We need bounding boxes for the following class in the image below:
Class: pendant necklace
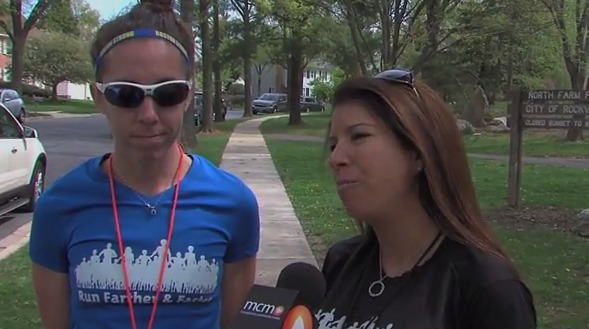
[112,153,181,216]
[368,231,442,298]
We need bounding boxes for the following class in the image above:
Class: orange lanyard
[107,145,183,329]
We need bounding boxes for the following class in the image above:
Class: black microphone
[229,262,325,329]
[276,262,326,311]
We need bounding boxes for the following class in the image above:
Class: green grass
[26,99,97,114]
[464,131,589,158]
[261,113,589,159]
[0,119,243,329]
[259,112,331,137]
[264,138,589,329]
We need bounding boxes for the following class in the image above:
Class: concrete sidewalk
[220,117,317,286]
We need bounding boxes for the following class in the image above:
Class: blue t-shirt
[29,153,260,329]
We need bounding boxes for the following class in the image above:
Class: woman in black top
[317,70,537,329]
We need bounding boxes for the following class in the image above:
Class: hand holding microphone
[230,262,326,329]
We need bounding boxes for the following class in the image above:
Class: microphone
[229,262,325,329]
[276,262,326,311]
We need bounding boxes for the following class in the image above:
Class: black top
[317,234,537,329]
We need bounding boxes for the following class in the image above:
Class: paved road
[29,115,113,184]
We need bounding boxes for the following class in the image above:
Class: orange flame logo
[281,305,314,329]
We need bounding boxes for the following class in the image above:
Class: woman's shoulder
[444,239,517,276]
[189,154,248,187]
[321,234,366,284]
[188,154,253,189]
[439,239,537,327]
[186,154,257,206]
[323,234,365,264]
[440,238,529,296]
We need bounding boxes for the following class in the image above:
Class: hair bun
[141,0,174,12]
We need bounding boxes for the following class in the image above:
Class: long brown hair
[331,77,510,261]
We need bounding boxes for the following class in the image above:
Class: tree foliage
[36,0,80,36]
[23,30,92,99]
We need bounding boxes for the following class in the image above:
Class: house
[251,64,287,97]
[56,81,92,100]
[251,60,335,98]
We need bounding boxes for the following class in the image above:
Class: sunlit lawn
[26,99,97,114]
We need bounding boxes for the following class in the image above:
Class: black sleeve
[321,245,342,294]
[466,279,537,329]
[321,235,365,294]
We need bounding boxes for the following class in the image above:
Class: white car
[0,102,47,215]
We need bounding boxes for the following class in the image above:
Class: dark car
[194,91,227,126]
[252,93,287,114]
[300,96,325,112]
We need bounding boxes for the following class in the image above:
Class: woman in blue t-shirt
[29,1,260,329]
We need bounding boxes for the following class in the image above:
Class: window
[5,39,12,55]
[278,95,287,102]
[0,106,20,138]
[305,88,310,96]
[306,70,310,79]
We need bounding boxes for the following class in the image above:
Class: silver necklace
[368,232,442,298]
[113,162,180,216]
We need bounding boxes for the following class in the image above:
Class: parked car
[0,88,26,123]
[300,96,325,112]
[193,91,228,126]
[0,103,47,216]
[252,93,287,114]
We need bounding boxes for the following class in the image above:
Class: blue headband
[93,28,190,69]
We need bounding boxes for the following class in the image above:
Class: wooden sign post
[507,89,589,207]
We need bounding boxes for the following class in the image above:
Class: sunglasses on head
[95,80,191,108]
[374,69,420,98]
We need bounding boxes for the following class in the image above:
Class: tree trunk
[199,0,215,133]
[287,33,303,126]
[4,0,52,93]
[212,0,224,122]
[179,0,197,147]
[51,81,59,101]
[10,38,25,92]
[566,73,586,141]
[241,4,253,117]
